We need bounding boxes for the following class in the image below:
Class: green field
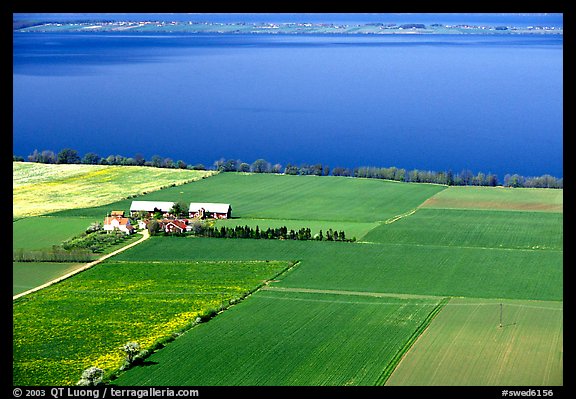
[13,216,98,251]
[12,168,563,386]
[51,173,446,223]
[13,262,85,295]
[113,237,562,301]
[13,260,289,385]
[362,208,563,250]
[386,298,563,386]
[115,289,444,386]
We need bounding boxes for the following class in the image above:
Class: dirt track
[13,229,150,301]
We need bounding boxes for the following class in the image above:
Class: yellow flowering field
[13,259,290,385]
[13,162,215,218]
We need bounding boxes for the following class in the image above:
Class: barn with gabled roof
[189,203,232,219]
[130,201,175,217]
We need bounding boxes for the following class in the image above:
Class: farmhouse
[103,216,135,235]
[130,201,175,217]
[189,203,232,219]
[163,219,189,234]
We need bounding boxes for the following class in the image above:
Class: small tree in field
[77,366,104,386]
[120,342,141,366]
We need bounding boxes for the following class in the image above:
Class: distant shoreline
[13,21,563,35]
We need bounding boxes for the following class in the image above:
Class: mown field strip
[262,287,563,310]
[383,208,418,224]
[355,240,563,253]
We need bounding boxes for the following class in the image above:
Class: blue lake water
[12,32,563,178]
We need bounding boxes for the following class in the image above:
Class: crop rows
[115,290,444,386]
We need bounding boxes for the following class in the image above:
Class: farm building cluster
[102,200,232,234]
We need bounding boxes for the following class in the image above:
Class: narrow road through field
[13,229,150,301]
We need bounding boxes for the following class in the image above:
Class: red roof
[104,216,131,226]
[165,220,187,230]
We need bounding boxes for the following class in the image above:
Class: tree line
[13,148,563,189]
[152,222,355,242]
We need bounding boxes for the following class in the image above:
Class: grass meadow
[214,218,380,241]
[13,216,98,251]
[113,237,562,301]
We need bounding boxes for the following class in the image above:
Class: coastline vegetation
[13,149,563,189]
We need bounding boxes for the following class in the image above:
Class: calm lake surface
[13,33,563,178]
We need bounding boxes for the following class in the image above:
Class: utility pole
[499,303,503,328]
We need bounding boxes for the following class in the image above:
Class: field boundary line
[13,230,150,301]
[262,286,444,301]
[353,240,563,253]
[263,288,563,308]
[377,297,451,385]
[383,208,418,225]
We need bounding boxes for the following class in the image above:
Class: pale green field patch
[386,297,563,386]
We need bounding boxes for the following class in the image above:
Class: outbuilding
[189,203,232,219]
[130,201,175,217]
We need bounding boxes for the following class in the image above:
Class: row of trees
[13,247,93,263]
[17,148,207,170]
[14,149,562,189]
[153,222,354,242]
